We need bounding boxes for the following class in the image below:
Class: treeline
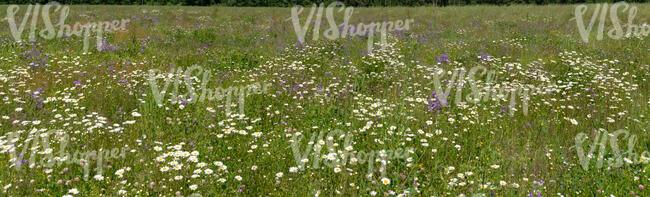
[1,0,647,6]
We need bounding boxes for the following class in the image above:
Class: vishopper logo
[2,2,130,53]
[573,2,649,42]
[574,129,650,171]
[147,66,271,115]
[426,65,555,116]
[290,129,413,181]
[289,1,414,54]
[4,129,128,180]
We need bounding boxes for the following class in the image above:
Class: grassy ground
[0,3,649,196]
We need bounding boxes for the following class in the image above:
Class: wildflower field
[0,3,649,196]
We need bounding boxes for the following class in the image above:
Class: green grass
[0,3,648,196]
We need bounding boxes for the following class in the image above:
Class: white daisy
[381,178,391,185]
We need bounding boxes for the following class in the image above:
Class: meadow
[0,3,649,196]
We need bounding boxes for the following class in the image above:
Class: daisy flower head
[345,146,353,151]
[447,166,455,173]
[381,178,391,185]
[512,183,520,188]
[115,169,125,177]
[68,188,79,194]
